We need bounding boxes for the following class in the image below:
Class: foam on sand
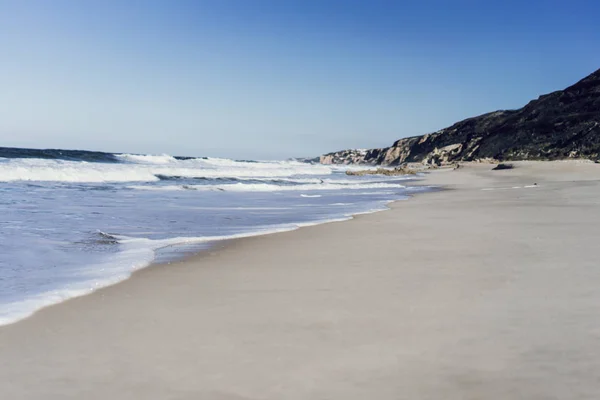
[0,201,397,326]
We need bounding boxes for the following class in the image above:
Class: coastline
[0,179,420,328]
[2,160,600,399]
[0,172,420,328]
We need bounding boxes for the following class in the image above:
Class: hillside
[321,68,600,165]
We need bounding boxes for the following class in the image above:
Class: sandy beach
[1,161,600,399]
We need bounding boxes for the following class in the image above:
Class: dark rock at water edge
[492,163,514,171]
[345,166,418,176]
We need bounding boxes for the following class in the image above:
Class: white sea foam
[0,157,337,183]
[0,150,424,327]
[0,194,415,326]
[0,241,156,326]
[0,213,383,326]
[0,159,160,182]
[482,185,538,191]
[115,153,178,164]
[228,176,412,185]
[129,182,406,192]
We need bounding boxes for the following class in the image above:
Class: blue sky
[0,0,599,159]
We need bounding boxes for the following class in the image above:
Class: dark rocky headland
[321,68,600,166]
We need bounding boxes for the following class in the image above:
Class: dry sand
[1,161,600,399]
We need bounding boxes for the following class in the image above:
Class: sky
[0,0,599,159]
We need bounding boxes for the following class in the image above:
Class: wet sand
[1,161,600,399]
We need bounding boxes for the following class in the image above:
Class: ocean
[0,147,428,325]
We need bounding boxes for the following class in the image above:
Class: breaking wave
[0,156,336,183]
[0,146,426,327]
[114,153,179,164]
[128,181,407,192]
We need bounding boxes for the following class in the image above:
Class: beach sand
[1,161,600,399]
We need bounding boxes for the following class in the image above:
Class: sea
[0,147,429,326]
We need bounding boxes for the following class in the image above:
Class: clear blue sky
[1,0,599,159]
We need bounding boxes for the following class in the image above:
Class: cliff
[321,68,600,165]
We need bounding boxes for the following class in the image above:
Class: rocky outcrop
[319,149,384,165]
[345,166,417,176]
[321,68,600,165]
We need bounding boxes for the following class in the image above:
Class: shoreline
[0,177,430,328]
[2,160,600,399]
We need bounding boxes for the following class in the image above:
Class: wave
[0,147,384,170]
[0,147,402,184]
[156,174,411,183]
[0,159,159,183]
[114,153,178,164]
[0,146,120,163]
[129,181,406,192]
[0,218,346,326]
[0,146,205,164]
[155,175,326,185]
[0,157,336,183]
[0,192,407,327]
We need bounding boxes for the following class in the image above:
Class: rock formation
[321,68,600,165]
[345,167,417,176]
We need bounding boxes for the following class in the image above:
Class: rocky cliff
[321,68,600,165]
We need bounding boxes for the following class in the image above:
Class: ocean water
[0,147,429,326]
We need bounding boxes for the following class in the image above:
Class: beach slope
[1,161,600,399]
